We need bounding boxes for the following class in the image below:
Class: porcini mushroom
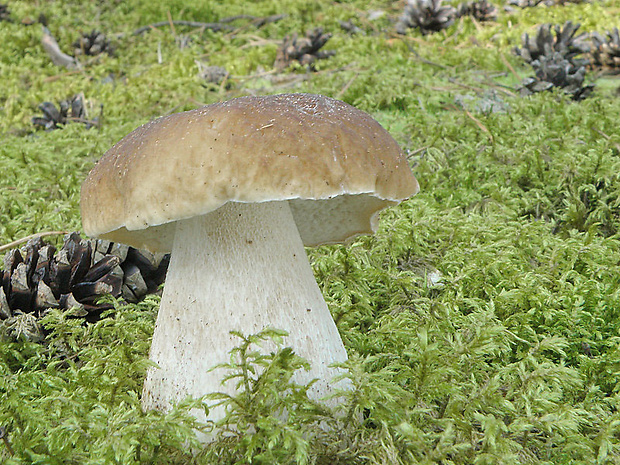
[80,93,419,427]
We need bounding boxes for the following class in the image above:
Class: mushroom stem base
[141,201,349,431]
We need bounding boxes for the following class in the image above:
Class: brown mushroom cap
[81,93,419,252]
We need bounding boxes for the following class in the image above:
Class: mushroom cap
[81,93,419,252]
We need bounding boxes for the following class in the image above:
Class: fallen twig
[224,14,287,37]
[448,77,487,93]
[42,69,84,83]
[133,14,286,36]
[0,231,69,253]
[238,35,280,50]
[475,75,519,97]
[407,146,428,160]
[592,127,620,152]
[500,52,521,82]
[0,427,13,457]
[463,107,494,143]
[134,20,233,35]
[233,69,279,80]
[166,10,177,37]
[395,35,450,69]
[245,14,287,28]
[336,72,359,99]
[41,26,80,69]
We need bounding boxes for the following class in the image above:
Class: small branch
[41,26,80,69]
[238,35,280,50]
[407,146,428,160]
[218,14,257,23]
[133,20,233,35]
[221,13,287,28]
[218,72,230,93]
[245,13,287,29]
[42,69,83,83]
[132,15,286,36]
[394,35,450,69]
[448,77,486,93]
[336,72,359,99]
[463,108,494,144]
[480,82,518,98]
[0,231,69,253]
[500,52,521,82]
[592,127,611,140]
[0,427,14,456]
[65,116,101,127]
[234,69,278,81]
[223,14,287,39]
[166,10,177,37]
[592,127,620,152]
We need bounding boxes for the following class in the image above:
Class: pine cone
[456,0,498,22]
[32,94,99,130]
[73,30,114,56]
[0,233,169,341]
[514,21,590,66]
[92,239,169,304]
[196,63,228,85]
[274,28,336,70]
[0,3,11,22]
[519,52,594,100]
[588,28,620,74]
[396,0,456,35]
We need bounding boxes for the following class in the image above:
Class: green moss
[2,0,620,462]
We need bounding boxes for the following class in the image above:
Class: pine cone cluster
[456,0,498,22]
[589,28,620,74]
[1,233,169,341]
[32,94,98,131]
[515,22,593,100]
[520,52,594,100]
[73,30,114,57]
[396,0,456,35]
[196,63,228,85]
[514,22,590,65]
[274,28,336,70]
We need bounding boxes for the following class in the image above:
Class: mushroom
[80,93,419,428]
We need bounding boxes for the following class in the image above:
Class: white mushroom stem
[141,201,349,426]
